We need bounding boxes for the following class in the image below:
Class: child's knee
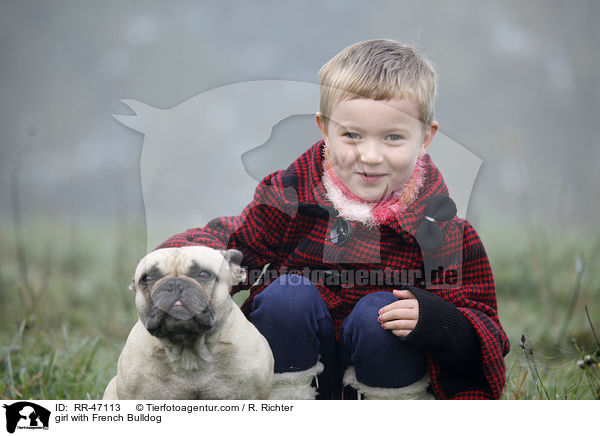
[251,274,331,336]
[343,291,396,336]
[341,291,427,388]
[252,274,321,316]
[250,274,332,375]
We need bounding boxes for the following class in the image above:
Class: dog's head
[131,246,246,346]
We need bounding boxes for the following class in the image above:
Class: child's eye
[386,134,404,141]
[343,132,360,140]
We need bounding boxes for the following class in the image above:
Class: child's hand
[378,289,419,338]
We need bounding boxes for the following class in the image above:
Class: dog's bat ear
[221,249,246,285]
[221,249,243,266]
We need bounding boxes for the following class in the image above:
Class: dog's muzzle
[144,277,216,344]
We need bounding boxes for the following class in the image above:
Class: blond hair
[318,39,437,128]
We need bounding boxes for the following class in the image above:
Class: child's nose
[358,140,384,165]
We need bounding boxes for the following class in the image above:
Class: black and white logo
[2,402,50,434]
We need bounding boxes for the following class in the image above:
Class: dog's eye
[139,273,152,286]
[197,271,214,280]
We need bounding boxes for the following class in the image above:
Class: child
[157,39,510,399]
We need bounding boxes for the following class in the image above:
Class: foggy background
[1,0,599,246]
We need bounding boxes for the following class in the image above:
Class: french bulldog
[103,246,273,399]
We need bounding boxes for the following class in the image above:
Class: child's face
[316,97,438,202]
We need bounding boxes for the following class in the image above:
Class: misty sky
[1,0,598,235]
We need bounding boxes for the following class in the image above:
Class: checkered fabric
[157,140,510,399]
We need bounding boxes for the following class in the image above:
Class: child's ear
[419,120,438,158]
[315,112,329,143]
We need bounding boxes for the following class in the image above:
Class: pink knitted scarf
[322,147,425,228]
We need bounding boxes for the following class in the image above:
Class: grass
[482,220,600,399]
[0,216,144,400]
[0,216,599,399]
[1,320,103,399]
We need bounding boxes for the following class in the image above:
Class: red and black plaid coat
[157,140,510,399]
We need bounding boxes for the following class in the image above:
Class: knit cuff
[403,286,481,372]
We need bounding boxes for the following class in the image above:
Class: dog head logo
[114,80,481,286]
[2,402,50,434]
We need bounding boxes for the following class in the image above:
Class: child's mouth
[358,172,385,183]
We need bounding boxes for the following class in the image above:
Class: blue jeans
[250,274,427,399]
